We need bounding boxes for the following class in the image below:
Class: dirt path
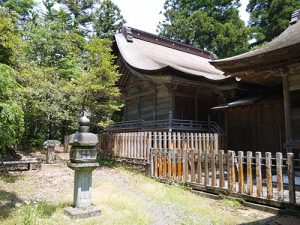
[0,164,300,225]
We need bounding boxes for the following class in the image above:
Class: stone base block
[64,206,101,219]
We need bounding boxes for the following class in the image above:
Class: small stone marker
[43,140,60,164]
[64,115,101,219]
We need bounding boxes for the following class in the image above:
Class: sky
[111,0,250,34]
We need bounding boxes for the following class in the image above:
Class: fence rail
[106,119,224,134]
[151,148,300,207]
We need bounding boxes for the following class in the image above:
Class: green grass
[1,201,68,225]
[223,198,243,208]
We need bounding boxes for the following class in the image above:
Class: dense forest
[0,0,124,152]
[1,0,299,153]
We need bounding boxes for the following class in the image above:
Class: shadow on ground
[239,214,300,225]
[0,190,23,219]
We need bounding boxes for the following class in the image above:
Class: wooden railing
[105,119,224,134]
[151,149,300,207]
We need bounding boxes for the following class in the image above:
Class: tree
[158,0,250,58]
[0,8,24,67]
[0,0,122,150]
[247,0,300,46]
[93,0,125,39]
[57,0,95,32]
[0,64,24,153]
[0,0,36,22]
[68,37,121,128]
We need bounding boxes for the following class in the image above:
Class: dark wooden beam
[283,74,292,146]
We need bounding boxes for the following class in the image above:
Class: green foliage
[68,37,121,125]
[0,0,123,150]
[0,8,24,67]
[0,0,36,22]
[158,0,250,58]
[247,0,300,46]
[0,64,24,153]
[93,0,125,39]
[58,0,95,26]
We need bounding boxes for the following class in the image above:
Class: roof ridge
[118,26,213,59]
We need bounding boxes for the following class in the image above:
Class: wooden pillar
[123,90,128,121]
[224,111,228,151]
[283,75,292,146]
[166,84,177,121]
[153,85,157,120]
[138,82,142,119]
[195,93,199,121]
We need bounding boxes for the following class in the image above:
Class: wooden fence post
[137,132,141,159]
[228,151,236,192]
[173,132,177,149]
[287,153,295,204]
[178,149,182,182]
[177,132,181,149]
[191,150,195,182]
[183,146,188,183]
[197,152,202,184]
[163,132,167,149]
[154,150,158,178]
[150,148,154,176]
[191,133,194,150]
[247,151,253,195]
[219,150,224,188]
[211,150,216,186]
[168,150,172,179]
[159,149,163,178]
[214,133,218,152]
[238,151,244,194]
[147,132,152,162]
[256,152,262,197]
[199,133,202,154]
[195,133,198,153]
[204,151,209,185]
[113,133,117,157]
[134,132,137,159]
[265,152,273,200]
[121,133,124,158]
[163,149,167,179]
[172,150,177,179]
[276,152,283,201]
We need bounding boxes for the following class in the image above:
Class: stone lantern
[64,115,101,219]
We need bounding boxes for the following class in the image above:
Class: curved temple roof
[115,28,227,81]
[211,17,300,70]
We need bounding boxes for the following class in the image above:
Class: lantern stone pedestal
[63,115,101,219]
[64,163,101,219]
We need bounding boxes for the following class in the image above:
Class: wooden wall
[122,75,222,124]
[124,78,171,121]
[156,85,171,120]
[288,63,300,140]
[225,103,285,153]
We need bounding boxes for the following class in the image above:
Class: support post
[283,75,292,149]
